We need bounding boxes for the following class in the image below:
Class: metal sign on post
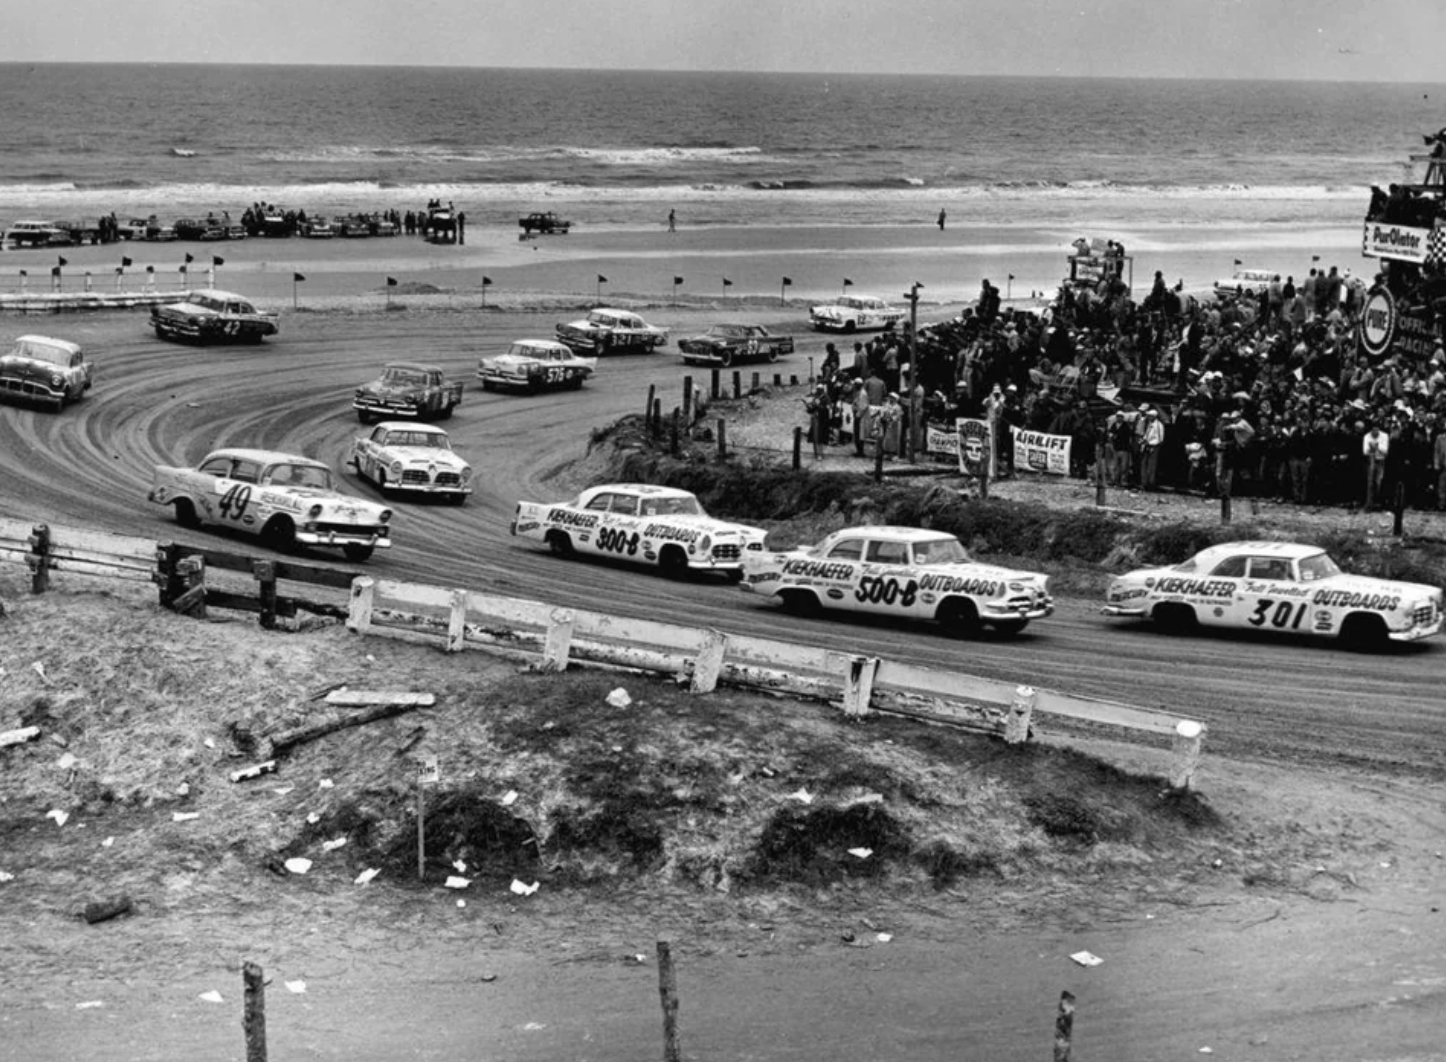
[416,755,439,881]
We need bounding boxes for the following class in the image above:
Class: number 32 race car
[149,448,393,562]
[1102,540,1443,647]
[511,483,767,580]
[741,525,1054,636]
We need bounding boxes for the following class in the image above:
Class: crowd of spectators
[804,258,1446,513]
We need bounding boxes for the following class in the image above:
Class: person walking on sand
[937,208,946,231]
[667,209,676,233]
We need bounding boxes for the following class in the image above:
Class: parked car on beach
[0,335,93,412]
[678,323,794,367]
[477,339,596,392]
[809,294,906,334]
[518,211,571,236]
[151,289,279,344]
[1213,268,1276,300]
[4,220,68,248]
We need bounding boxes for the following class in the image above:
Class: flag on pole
[57,256,68,267]
[1008,273,1016,281]
[212,256,224,267]
[293,272,305,282]
[481,276,493,286]
[1233,258,1242,266]
[387,276,398,286]
[184,253,194,264]
[146,265,155,273]
[673,275,684,285]
[1311,255,1320,262]
[50,265,61,277]
[722,277,733,287]
[782,276,793,286]
[18,269,27,277]
[115,266,123,275]
[597,274,608,284]
[843,278,853,288]
[121,256,133,267]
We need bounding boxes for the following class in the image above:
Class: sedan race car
[148,448,393,562]
[555,308,668,355]
[741,525,1053,636]
[1213,267,1276,300]
[678,323,794,367]
[477,339,596,392]
[511,483,766,580]
[809,294,906,334]
[0,334,93,412]
[349,422,472,503]
[1102,540,1443,647]
[150,288,279,344]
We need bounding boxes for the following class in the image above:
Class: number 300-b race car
[1102,541,1443,647]
[511,483,767,580]
[741,525,1054,636]
[149,448,393,562]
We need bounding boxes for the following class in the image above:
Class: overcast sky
[1,0,1441,81]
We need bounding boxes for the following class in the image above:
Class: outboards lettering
[642,523,699,543]
[1312,589,1399,611]
[917,574,1000,596]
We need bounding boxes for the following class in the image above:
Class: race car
[741,525,1053,636]
[677,323,794,367]
[1102,540,1443,646]
[511,483,767,580]
[0,334,93,412]
[349,422,472,503]
[1212,268,1276,300]
[150,289,279,344]
[477,339,596,392]
[555,308,668,355]
[808,294,906,334]
[148,448,393,562]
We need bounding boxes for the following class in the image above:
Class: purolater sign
[1362,221,1430,264]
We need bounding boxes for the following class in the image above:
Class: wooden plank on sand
[324,690,436,708]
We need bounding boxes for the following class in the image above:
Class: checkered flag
[1428,225,1446,266]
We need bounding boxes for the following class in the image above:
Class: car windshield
[712,326,748,338]
[385,431,449,449]
[640,496,702,517]
[192,294,228,311]
[264,463,332,489]
[911,537,971,565]
[9,339,70,366]
[382,367,429,385]
[1297,553,1342,582]
[586,312,617,326]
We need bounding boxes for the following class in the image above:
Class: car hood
[280,488,388,517]
[1316,573,1441,601]
[357,381,424,398]
[382,445,469,468]
[0,355,66,379]
[643,515,766,539]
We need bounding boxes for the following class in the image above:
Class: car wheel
[1339,612,1388,651]
[779,589,821,617]
[358,411,376,425]
[342,544,375,563]
[718,350,734,368]
[173,499,200,529]
[546,530,575,558]
[262,517,296,553]
[480,379,494,392]
[1152,602,1198,634]
[767,348,780,363]
[374,469,392,496]
[936,597,981,637]
[438,405,454,420]
[658,545,690,580]
[447,492,467,506]
[842,320,857,334]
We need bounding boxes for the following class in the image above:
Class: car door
[856,539,914,616]
[208,456,262,532]
[1240,555,1310,634]
[819,537,865,609]
[356,427,387,481]
[1195,554,1248,628]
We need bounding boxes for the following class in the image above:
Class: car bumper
[295,526,392,548]
[1388,614,1444,641]
[354,400,422,418]
[983,597,1055,621]
[0,377,64,402]
[1100,604,1149,618]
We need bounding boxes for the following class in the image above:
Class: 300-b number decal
[854,576,918,608]
[595,526,640,556]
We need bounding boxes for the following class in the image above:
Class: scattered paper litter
[457,899,467,908]
[306,812,320,824]
[318,778,334,789]
[56,752,77,770]
[31,661,47,680]
[172,812,200,823]
[175,783,190,796]
[203,738,216,749]
[100,837,113,848]
[605,687,631,708]
[46,809,69,827]
[523,1022,546,1031]
[273,786,295,796]
[847,847,873,859]
[509,879,540,896]
[1070,951,1104,967]
[500,790,518,807]
[445,876,471,890]
[365,654,375,662]
[322,837,348,852]
[0,871,14,883]
[788,788,814,805]
[198,990,224,1004]
[876,933,893,943]
[284,857,313,875]
[354,868,380,886]
[75,1000,104,1009]
[284,981,307,995]
[453,859,467,873]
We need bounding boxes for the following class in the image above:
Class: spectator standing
[1363,422,1390,510]
[937,208,947,230]
[1139,406,1165,490]
[1433,417,1446,510]
[667,209,676,233]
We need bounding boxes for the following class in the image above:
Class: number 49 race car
[741,525,1054,636]
[1102,540,1443,647]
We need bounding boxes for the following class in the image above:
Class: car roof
[824,525,958,543]
[12,335,82,355]
[510,339,573,352]
[383,360,442,372]
[1190,541,1322,565]
[185,288,252,302]
[204,448,328,467]
[375,421,447,434]
[583,483,694,499]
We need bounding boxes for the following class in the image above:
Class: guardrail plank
[578,611,705,653]
[874,659,1020,706]
[1033,689,1183,735]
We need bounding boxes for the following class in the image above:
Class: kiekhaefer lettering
[547,508,599,528]
[1152,577,1236,597]
[642,523,700,543]
[782,558,855,580]
[1312,589,1400,611]
[917,573,1000,595]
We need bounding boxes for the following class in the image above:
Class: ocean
[1,63,1441,239]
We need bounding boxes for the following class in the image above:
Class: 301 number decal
[218,483,252,522]
[595,526,640,556]
[854,576,918,608]
[1247,598,1307,630]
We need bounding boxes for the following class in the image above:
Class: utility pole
[904,282,923,462]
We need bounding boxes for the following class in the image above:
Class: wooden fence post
[540,607,576,671]
[652,397,662,437]
[682,375,693,424]
[670,409,681,456]
[732,370,741,399]
[1095,441,1106,507]
[874,441,885,482]
[27,524,51,594]
[1393,481,1406,537]
[1170,719,1205,790]
[841,655,879,717]
[155,542,182,608]
[1004,685,1035,744]
[751,371,760,393]
[689,628,728,694]
[348,576,376,634]
[645,383,656,429]
[446,588,468,652]
[171,555,207,618]
[792,426,803,470]
[773,373,782,387]
[657,941,682,1062]
[710,369,720,400]
[243,960,267,1062]
[1053,990,1075,1062]
[254,560,278,630]
[716,418,727,459]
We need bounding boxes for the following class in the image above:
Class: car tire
[375,469,393,497]
[658,545,690,580]
[1152,602,1198,634]
[991,619,1029,638]
[447,492,466,506]
[480,379,494,391]
[767,348,780,363]
[262,516,296,554]
[342,544,375,563]
[546,530,575,558]
[842,320,857,334]
[936,597,981,637]
[779,589,821,617]
[438,405,454,420]
[1339,612,1388,651]
[173,499,200,529]
[718,350,733,368]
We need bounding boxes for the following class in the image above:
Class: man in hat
[1138,406,1165,490]
[1363,420,1390,510]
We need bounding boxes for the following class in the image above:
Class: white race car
[1212,268,1276,300]
[809,294,906,334]
[741,525,1054,636]
[1102,540,1443,646]
[511,483,766,580]
[477,339,596,392]
[349,422,472,503]
[149,448,393,562]
[555,308,668,354]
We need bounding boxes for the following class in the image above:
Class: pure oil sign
[1359,286,1436,360]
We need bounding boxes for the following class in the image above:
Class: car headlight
[50,373,64,387]
[308,504,323,518]
[379,509,392,524]
[459,468,472,482]
[699,534,712,553]
[390,461,404,475]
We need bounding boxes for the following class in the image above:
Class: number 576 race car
[1102,540,1443,647]
[740,525,1053,636]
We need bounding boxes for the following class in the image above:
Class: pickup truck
[353,361,464,424]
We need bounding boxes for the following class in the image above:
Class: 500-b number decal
[595,526,640,556]
[1247,598,1307,630]
[854,576,918,608]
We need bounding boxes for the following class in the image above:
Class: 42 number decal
[855,575,918,608]
[218,483,252,522]
[595,526,640,556]
[1247,598,1307,630]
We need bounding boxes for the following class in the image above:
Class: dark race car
[150,289,279,345]
[677,323,794,367]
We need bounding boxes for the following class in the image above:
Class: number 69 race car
[677,323,794,367]
[149,448,393,562]
[511,483,767,580]
[1102,540,1443,647]
[740,525,1054,636]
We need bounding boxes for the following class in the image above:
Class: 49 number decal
[595,526,641,556]
[854,576,918,608]
[219,483,252,522]
[1247,598,1307,630]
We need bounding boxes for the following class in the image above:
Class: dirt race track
[2,307,1445,1062]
